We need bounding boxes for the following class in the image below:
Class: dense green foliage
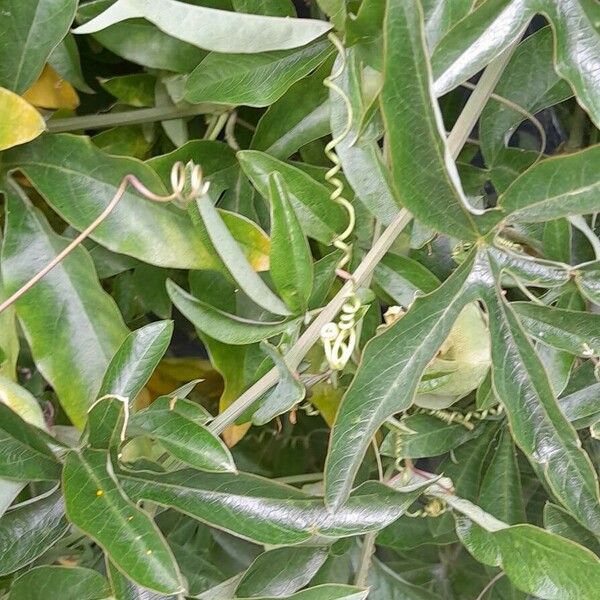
[1,0,600,598]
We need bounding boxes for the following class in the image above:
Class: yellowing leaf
[23,64,79,110]
[0,374,46,429]
[0,87,45,151]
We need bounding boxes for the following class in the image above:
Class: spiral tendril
[320,33,363,372]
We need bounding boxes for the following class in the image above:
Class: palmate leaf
[324,251,480,510]
[73,0,332,53]
[326,249,600,535]
[119,468,429,546]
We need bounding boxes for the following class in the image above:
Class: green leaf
[543,219,572,264]
[512,302,600,357]
[558,382,600,425]
[544,502,600,555]
[48,33,94,94]
[0,403,60,481]
[76,0,206,73]
[324,251,479,510]
[383,415,484,459]
[431,0,533,97]
[574,260,600,305]
[478,428,526,524]
[62,447,183,594]
[1,134,219,270]
[194,193,290,315]
[98,321,174,402]
[381,0,480,241]
[0,488,68,576]
[421,0,472,50]
[0,374,45,429]
[0,88,46,151]
[367,558,438,600]
[499,146,600,223]
[119,469,427,545]
[185,41,333,107]
[100,74,156,107]
[74,0,332,53]
[484,253,600,536]
[1,182,129,428]
[8,566,112,600]
[479,26,572,164]
[238,150,346,244]
[239,585,368,600]
[373,252,440,307]
[167,280,298,345]
[128,397,236,473]
[493,524,600,599]
[235,546,328,598]
[0,0,77,93]
[268,172,314,313]
[232,0,295,17]
[251,61,331,159]
[539,0,600,129]
[329,48,400,224]
[251,341,305,426]
[86,395,128,453]
[106,556,178,600]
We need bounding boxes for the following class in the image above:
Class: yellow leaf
[221,210,271,272]
[0,87,45,151]
[309,381,344,428]
[22,64,79,110]
[0,374,46,429]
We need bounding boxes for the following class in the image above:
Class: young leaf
[381,0,480,241]
[74,0,332,53]
[324,251,479,510]
[268,172,314,313]
[1,183,129,428]
[98,321,174,402]
[119,469,428,545]
[128,397,236,473]
[62,447,184,594]
[8,566,112,600]
[0,488,68,576]
[167,280,298,345]
[1,134,218,270]
[194,193,290,316]
[238,150,347,244]
[235,546,328,598]
[512,302,600,356]
[0,0,77,93]
[185,41,333,107]
[0,88,45,151]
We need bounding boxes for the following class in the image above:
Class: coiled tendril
[319,33,363,372]
[0,161,207,315]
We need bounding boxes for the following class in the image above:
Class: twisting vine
[0,162,207,314]
[319,33,363,372]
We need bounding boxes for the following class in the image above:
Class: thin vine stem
[47,104,213,133]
